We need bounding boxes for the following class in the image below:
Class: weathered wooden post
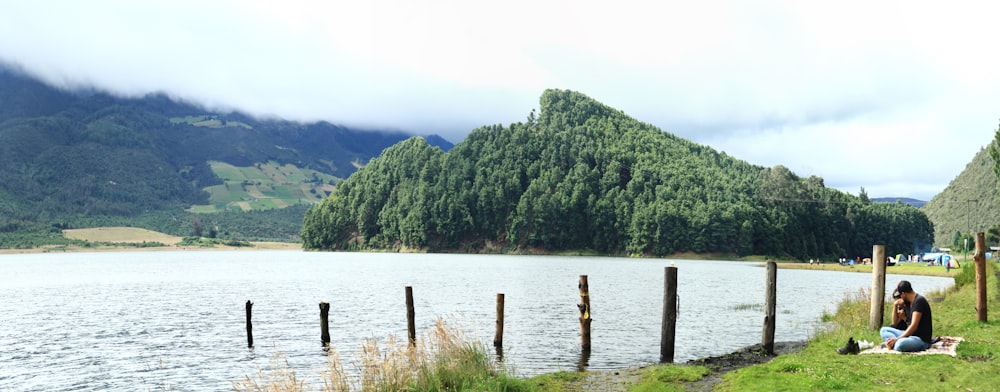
[319,301,331,345]
[494,293,505,348]
[660,264,678,362]
[869,245,886,330]
[246,300,253,348]
[405,286,416,346]
[578,275,592,352]
[762,260,777,354]
[975,232,988,322]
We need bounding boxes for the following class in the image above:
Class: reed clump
[233,351,307,392]
[234,318,530,392]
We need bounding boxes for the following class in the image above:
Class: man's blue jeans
[880,327,931,352]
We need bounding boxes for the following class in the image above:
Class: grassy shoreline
[527,261,996,391]
[712,261,998,391]
[777,261,960,277]
[0,226,301,255]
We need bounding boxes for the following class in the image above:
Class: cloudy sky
[2,1,998,201]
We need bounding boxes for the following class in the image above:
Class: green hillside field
[188,161,338,213]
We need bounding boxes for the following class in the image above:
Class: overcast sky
[2,1,998,201]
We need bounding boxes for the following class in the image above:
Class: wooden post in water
[869,245,886,331]
[975,232,988,322]
[660,265,678,362]
[578,275,592,352]
[405,286,416,346]
[319,302,331,346]
[494,293,505,348]
[245,300,253,348]
[762,260,777,354]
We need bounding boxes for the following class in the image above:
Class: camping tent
[922,252,959,268]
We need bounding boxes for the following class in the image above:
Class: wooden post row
[578,275,592,352]
[660,265,678,362]
[975,232,988,322]
[406,286,416,346]
[869,245,886,331]
[246,300,253,348]
[320,301,331,345]
[494,293,505,348]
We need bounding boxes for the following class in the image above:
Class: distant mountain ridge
[872,197,926,208]
[0,64,452,243]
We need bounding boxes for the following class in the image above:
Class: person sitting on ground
[879,280,933,352]
[887,286,910,331]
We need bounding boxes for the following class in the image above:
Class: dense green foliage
[0,225,87,249]
[924,141,1000,248]
[303,89,933,259]
[0,65,451,246]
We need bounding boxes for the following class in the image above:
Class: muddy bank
[568,340,807,392]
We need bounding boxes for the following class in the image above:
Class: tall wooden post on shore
[762,260,777,354]
[869,245,886,331]
[975,232,988,322]
[494,293,505,348]
[578,275,592,352]
[319,301,331,346]
[660,265,678,362]
[405,286,416,347]
[245,300,253,348]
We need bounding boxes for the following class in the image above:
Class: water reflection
[577,350,591,371]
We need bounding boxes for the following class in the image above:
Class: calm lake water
[0,250,953,390]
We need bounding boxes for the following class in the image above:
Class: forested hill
[0,65,452,242]
[302,89,933,259]
[922,143,1000,247]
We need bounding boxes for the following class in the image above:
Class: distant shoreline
[0,241,303,255]
[0,226,302,255]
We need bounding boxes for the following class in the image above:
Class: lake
[0,250,954,390]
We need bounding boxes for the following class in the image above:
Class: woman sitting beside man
[879,280,934,352]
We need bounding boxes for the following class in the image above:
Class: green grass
[718,262,998,391]
[229,262,997,391]
[234,318,533,392]
[521,372,588,392]
[188,161,338,213]
[521,262,996,391]
[630,366,710,392]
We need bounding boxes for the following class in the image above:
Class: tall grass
[233,318,530,392]
[720,261,1000,391]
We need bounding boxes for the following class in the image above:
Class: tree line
[302,89,933,259]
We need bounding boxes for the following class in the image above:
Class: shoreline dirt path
[563,341,806,391]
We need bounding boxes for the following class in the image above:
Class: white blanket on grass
[860,336,963,356]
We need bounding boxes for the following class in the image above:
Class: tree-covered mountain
[0,65,452,245]
[923,140,1000,249]
[303,89,933,260]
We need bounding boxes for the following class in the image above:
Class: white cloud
[2,0,999,200]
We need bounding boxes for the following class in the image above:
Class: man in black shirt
[879,280,933,352]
